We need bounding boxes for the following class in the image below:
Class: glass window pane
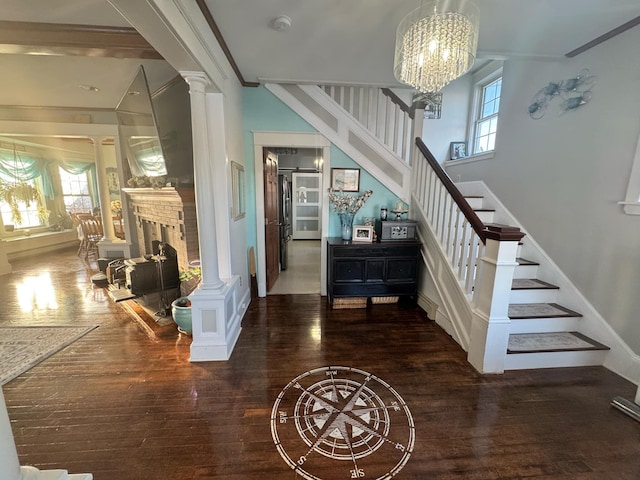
[59,168,92,214]
[479,119,490,137]
[489,117,499,133]
[473,75,502,155]
[487,133,496,151]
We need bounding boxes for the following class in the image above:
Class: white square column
[182,72,241,361]
[468,225,525,374]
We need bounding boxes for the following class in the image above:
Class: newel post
[468,224,525,374]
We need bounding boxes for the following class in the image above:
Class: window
[473,76,502,154]
[0,178,44,228]
[59,168,92,213]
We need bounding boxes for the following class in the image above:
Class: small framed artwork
[450,142,467,160]
[331,168,360,192]
[231,161,245,220]
[352,225,374,243]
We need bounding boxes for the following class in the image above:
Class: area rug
[0,325,97,385]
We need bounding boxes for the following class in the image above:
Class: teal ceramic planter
[171,297,192,334]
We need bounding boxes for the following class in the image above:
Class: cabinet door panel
[365,259,384,282]
[333,260,365,282]
[387,259,417,282]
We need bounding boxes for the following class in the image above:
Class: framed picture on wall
[450,142,467,160]
[331,168,360,192]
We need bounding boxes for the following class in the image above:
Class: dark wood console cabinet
[327,237,421,304]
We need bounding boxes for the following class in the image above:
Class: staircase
[269,82,631,376]
[463,192,610,370]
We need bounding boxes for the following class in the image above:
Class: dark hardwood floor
[1,248,639,479]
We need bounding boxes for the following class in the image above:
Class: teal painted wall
[242,86,399,251]
[327,146,401,237]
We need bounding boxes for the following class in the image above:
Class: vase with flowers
[328,188,373,240]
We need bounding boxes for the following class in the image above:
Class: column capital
[180,71,211,92]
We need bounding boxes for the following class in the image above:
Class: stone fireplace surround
[122,187,199,274]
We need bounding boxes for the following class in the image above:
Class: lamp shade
[394,0,479,93]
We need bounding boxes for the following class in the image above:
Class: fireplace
[124,242,180,296]
[123,187,199,274]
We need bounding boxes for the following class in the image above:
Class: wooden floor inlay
[271,366,414,478]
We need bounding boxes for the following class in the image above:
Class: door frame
[253,131,331,297]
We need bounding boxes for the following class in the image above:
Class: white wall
[421,75,472,163]
[445,27,640,354]
[222,76,249,296]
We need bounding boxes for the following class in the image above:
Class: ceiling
[0,0,639,112]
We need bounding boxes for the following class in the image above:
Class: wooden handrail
[381,88,414,119]
[415,137,487,242]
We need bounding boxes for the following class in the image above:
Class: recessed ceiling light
[79,84,100,92]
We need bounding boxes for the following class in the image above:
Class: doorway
[268,147,323,295]
[253,132,331,297]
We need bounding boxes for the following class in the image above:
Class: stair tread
[473,208,495,212]
[516,257,539,266]
[507,331,609,354]
[512,278,559,290]
[508,302,582,319]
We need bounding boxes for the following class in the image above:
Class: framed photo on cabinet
[352,225,373,243]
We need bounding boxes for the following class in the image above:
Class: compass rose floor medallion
[271,366,415,479]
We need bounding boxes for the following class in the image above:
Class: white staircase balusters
[319,85,414,165]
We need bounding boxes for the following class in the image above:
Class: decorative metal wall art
[528,69,596,119]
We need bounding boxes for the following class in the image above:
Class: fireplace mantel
[122,187,195,204]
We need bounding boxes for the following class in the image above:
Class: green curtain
[0,151,54,199]
[0,151,97,205]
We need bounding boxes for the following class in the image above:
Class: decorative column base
[189,276,243,361]
[468,310,510,374]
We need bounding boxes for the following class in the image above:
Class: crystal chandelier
[394,0,479,93]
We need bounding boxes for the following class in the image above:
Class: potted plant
[171,296,192,334]
[0,180,49,225]
[170,262,201,334]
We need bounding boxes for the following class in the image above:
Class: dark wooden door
[264,149,279,291]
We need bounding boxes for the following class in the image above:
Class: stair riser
[505,349,608,370]
[465,197,484,209]
[510,289,559,303]
[475,211,495,223]
[508,317,581,334]
[513,265,539,279]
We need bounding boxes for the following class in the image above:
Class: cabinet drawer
[331,244,419,258]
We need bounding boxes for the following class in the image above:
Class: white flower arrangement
[327,188,373,214]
